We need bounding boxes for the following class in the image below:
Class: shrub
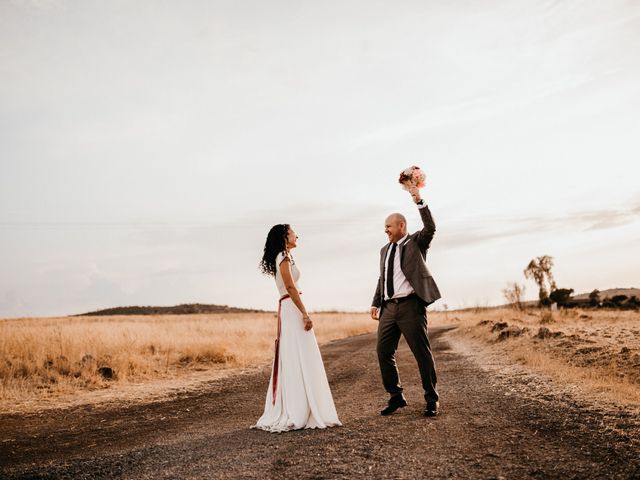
[611,295,628,305]
[549,288,574,307]
[502,282,526,310]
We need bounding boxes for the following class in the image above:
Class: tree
[524,255,556,306]
[549,288,574,307]
[524,259,547,304]
[503,282,526,310]
[588,289,600,307]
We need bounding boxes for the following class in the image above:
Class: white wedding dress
[252,252,341,433]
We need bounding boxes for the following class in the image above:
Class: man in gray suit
[370,185,441,417]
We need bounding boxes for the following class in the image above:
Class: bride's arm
[279,256,313,331]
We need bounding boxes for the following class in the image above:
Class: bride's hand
[303,316,313,331]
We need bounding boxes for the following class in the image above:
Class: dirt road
[1,326,639,479]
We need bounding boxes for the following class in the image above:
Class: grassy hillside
[76,303,268,316]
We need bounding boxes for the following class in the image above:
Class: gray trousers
[376,296,439,403]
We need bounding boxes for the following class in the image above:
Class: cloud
[104,199,639,256]
[123,201,392,248]
[575,209,639,231]
[437,203,640,250]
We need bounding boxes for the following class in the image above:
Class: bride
[252,223,341,433]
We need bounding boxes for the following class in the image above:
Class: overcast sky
[1,0,639,318]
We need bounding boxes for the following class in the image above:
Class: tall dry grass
[0,312,376,409]
[432,307,640,404]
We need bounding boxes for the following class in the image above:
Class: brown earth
[1,326,639,479]
[444,308,640,404]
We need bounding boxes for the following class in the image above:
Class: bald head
[386,213,406,226]
[384,213,408,243]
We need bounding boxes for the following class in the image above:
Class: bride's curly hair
[259,224,290,276]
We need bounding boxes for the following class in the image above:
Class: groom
[370,186,441,417]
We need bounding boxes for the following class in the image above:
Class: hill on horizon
[74,288,640,316]
[571,287,639,300]
[75,303,268,316]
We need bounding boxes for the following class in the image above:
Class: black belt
[384,293,418,305]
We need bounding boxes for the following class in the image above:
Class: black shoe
[424,401,439,417]
[380,395,407,416]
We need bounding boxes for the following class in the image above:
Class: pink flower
[398,166,426,190]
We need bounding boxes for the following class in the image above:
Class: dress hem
[250,421,342,434]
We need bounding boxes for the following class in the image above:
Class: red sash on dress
[272,292,299,405]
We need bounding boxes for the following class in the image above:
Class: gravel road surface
[2,326,639,479]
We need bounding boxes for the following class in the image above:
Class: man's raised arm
[408,185,436,252]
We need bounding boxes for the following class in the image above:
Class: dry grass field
[431,307,640,405]
[3,306,638,414]
[0,312,376,412]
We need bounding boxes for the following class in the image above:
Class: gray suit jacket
[372,205,441,312]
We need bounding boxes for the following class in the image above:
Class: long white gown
[252,251,342,433]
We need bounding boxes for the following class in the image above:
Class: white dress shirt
[384,233,414,301]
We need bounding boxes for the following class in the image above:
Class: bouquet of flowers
[398,165,426,191]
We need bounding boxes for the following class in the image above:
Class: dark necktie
[386,242,397,299]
